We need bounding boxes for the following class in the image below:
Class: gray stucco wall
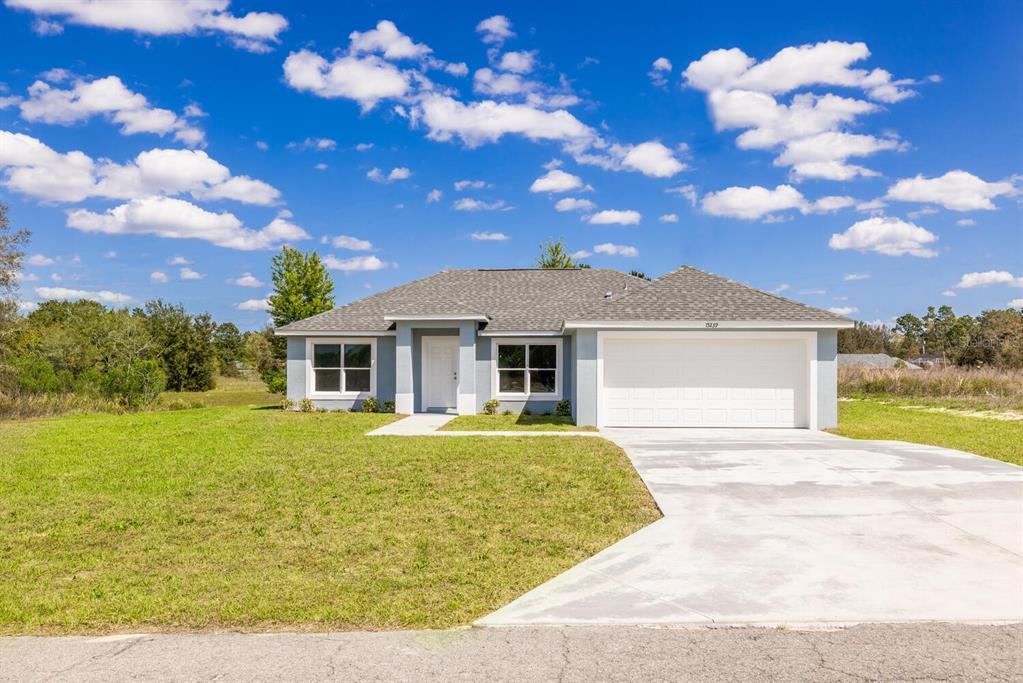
[573,330,598,426]
[285,335,395,410]
[817,329,838,429]
[474,336,573,414]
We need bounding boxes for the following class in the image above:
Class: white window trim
[491,337,563,400]
[305,337,377,399]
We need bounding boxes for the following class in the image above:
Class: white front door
[424,336,459,410]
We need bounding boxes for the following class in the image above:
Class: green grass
[159,375,282,409]
[833,399,1023,466]
[441,414,597,431]
[0,407,657,635]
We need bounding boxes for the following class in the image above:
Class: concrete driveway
[480,428,1023,626]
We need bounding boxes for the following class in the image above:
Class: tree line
[838,305,1023,368]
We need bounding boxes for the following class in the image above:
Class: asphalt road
[2,623,1020,682]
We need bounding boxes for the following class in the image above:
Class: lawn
[0,407,658,635]
[833,399,1023,466]
[159,375,282,408]
[441,414,597,431]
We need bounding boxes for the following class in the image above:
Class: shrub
[554,399,572,417]
[299,398,314,412]
[502,409,513,416]
[100,360,165,410]
[280,398,295,410]
[382,400,395,413]
[261,368,287,395]
[10,355,62,394]
[482,398,500,415]
[362,396,380,413]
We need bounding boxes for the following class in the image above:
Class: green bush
[280,398,296,410]
[11,355,62,394]
[482,398,500,415]
[554,399,572,417]
[299,398,314,412]
[100,360,165,410]
[361,396,380,413]
[382,400,395,413]
[261,368,287,394]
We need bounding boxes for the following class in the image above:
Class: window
[494,339,561,397]
[309,339,374,395]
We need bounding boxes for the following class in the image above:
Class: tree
[628,270,651,280]
[213,322,244,375]
[141,301,217,391]
[893,313,925,357]
[536,239,579,269]
[0,203,30,299]
[268,246,335,329]
[958,309,1023,368]
[838,321,891,354]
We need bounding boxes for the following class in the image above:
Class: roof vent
[604,290,613,300]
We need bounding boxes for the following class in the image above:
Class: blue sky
[1,0,1020,329]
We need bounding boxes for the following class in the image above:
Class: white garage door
[601,337,808,428]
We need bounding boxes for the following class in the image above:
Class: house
[838,353,921,370]
[275,265,853,429]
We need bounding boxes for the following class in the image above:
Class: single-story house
[275,265,853,429]
[838,353,921,370]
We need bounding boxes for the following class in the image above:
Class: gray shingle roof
[276,268,644,333]
[569,266,850,323]
[276,265,849,334]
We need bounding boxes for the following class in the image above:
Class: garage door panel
[602,337,808,428]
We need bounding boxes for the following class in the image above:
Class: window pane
[498,369,526,393]
[313,344,341,368]
[497,344,525,368]
[529,369,557,393]
[344,343,371,368]
[314,369,340,392]
[529,344,557,369]
[345,369,371,392]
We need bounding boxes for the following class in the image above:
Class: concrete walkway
[3,623,1020,682]
[481,428,1023,626]
[367,413,602,437]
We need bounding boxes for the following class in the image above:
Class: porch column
[395,322,414,414]
[457,321,477,415]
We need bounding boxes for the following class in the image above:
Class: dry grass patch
[838,366,1023,411]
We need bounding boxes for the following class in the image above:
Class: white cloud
[227,272,262,287]
[416,94,594,147]
[67,198,309,251]
[355,142,374,151]
[16,271,40,282]
[619,141,686,178]
[648,57,672,87]
[907,206,938,219]
[683,41,919,102]
[323,254,393,272]
[571,249,592,259]
[7,0,287,51]
[1009,298,1023,309]
[454,179,490,191]
[453,197,509,211]
[283,49,410,111]
[955,271,1023,289]
[683,42,921,179]
[287,137,336,151]
[236,297,270,311]
[499,50,536,74]
[470,231,509,241]
[587,209,641,225]
[179,267,203,280]
[476,15,514,45]
[366,166,411,183]
[255,140,268,151]
[330,235,374,251]
[27,253,55,266]
[828,306,858,316]
[844,273,870,282]
[554,197,596,212]
[529,168,584,193]
[31,17,62,35]
[167,255,190,265]
[35,286,130,304]
[886,171,1018,211]
[443,62,469,77]
[314,163,327,171]
[659,213,679,223]
[666,184,697,206]
[16,75,204,145]
[798,288,826,295]
[593,242,638,257]
[956,218,976,227]
[103,250,117,258]
[18,300,40,313]
[828,216,938,257]
[0,132,280,205]
[701,184,853,220]
[942,290,956,297]
[426,188,442,203]
[349,20,430,59]
[773,283,790,293]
